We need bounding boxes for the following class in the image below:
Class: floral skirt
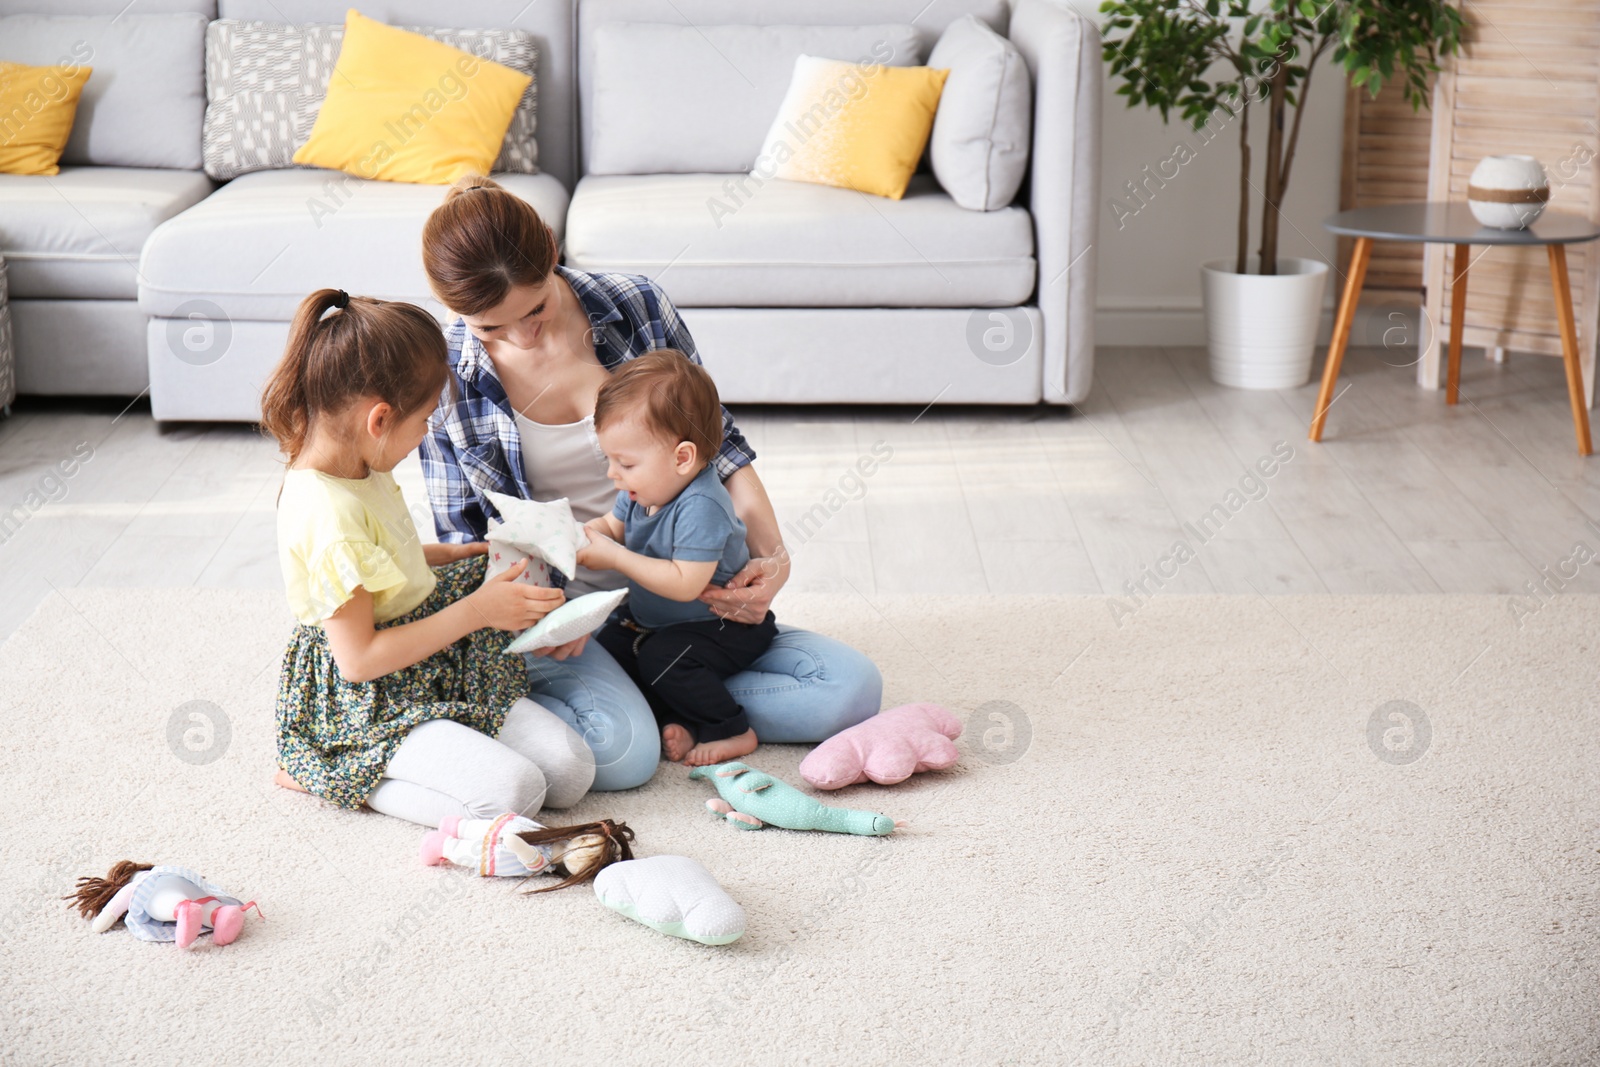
[275,555,527,810]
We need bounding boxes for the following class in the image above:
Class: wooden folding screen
[1338,79,1431,298]
[1421,2,1600,403]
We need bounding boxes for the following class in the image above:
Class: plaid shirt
[421,266,755,554]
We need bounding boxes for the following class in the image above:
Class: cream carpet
[1,589,1595,1066]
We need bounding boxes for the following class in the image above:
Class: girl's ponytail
[259,288,450,465]
[261,288,348,464]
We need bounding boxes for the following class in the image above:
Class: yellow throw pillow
[0,60,93,176]
[755,55,948,200]
[293,9,532,185]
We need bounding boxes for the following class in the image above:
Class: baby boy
[576,350,776,766]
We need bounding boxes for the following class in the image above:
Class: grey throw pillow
[202,18,539,182]
[927,15,1031,211]
[0,12,208,171]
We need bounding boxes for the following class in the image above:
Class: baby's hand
[577,519,619,570]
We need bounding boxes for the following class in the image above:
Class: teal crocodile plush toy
[688,762,902,835]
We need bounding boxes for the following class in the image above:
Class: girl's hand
[467,560,565,632]
[423,541,487,566]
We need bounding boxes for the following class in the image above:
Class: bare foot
[273,769,310,794]
[661,724,694,762]
[683,728,758,767]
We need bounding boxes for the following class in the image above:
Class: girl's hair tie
[332,289,350,309]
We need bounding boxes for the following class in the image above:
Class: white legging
[365,698,596,827]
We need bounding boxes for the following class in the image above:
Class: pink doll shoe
[439,816,463,838]
[420,830,450,866]
[210,902,262,946]
[174,897,212,949]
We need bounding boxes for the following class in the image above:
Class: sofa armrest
[1009,0,1101,405]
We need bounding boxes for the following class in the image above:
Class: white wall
[1065,1,1348,346]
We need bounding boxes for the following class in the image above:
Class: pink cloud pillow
[800,703,963,789]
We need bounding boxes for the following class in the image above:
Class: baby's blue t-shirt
[612,464,749,628]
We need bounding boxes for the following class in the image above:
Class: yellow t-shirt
[277,468,437,625]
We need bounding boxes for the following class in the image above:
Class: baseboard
[1095,303,1214,347]
[1095,299,1428,352]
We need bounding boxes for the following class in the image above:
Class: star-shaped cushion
[483,491,587,582]
[799,703,963,789]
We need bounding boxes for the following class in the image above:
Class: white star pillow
[483,492,589,585]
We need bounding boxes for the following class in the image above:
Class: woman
[418,175,883,791]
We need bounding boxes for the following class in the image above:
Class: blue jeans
[523,624,883,791]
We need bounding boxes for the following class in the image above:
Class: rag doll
[421,815,635,892]
[64,861,262,948]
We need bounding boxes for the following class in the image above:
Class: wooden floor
[4,344,1600,641]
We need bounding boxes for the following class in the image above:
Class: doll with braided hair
[420,815,635,893]
[65,862,262,948]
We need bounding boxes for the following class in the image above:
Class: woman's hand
[715,466,787,623]
[528,634,589,661]
[423,541,488,566]
[466,560,565,632]
[699,551,788,623]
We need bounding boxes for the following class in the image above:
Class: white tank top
[514,412,627,597]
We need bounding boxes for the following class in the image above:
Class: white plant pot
[1201,257,1329,390]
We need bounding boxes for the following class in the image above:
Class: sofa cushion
[755,55,947,201]
[291,11,533,186]
[576,0,1010,172]
[0,59,93,176]
[138,169,569,320]
[203,18,540,182]
[927,14,1031,211]
[563,173,1034,308]
[0,13,208,170]
[0,167,214,300]
[586,22,921,175]
[221,0,579,190]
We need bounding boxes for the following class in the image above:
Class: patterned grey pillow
[203,19,538,182]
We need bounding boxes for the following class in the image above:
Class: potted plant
[1098,0,1464,388]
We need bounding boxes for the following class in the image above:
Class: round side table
[1311,202,1600,456]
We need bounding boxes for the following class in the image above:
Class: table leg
[1447,243,1469,405]
[1547,243,1593,457]
[1310,236,1372,442]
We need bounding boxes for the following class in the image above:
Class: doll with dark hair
[421,814,635,893]
[65,862,262,948]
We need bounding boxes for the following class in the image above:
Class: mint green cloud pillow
[593,856,744,946]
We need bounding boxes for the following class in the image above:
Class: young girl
[263,288,597,827]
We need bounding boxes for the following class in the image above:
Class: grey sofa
[0,0,1100,421]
